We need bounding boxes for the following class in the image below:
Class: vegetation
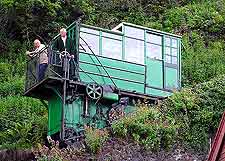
[0,0,225,156]
[113,75,225,153]
[0,37,48,150]
[165,75,225,151]
[84,126,109,154]
[112,106,176,151]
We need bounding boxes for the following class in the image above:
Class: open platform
[24,76,85,100]
[24,75,164,102]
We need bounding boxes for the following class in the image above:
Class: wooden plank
[208,112,225,161]
[218,143,225,161]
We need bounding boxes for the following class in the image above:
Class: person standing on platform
[52,28,77,81]
[26,39,48,81]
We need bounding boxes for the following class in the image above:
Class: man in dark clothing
[52,28,78,81]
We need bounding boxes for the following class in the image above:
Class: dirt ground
[0,138,207,161]
[84,138,207,161]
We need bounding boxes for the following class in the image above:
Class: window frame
[101,33,123,60]
[145,32,163,60]
[164,37,179,66]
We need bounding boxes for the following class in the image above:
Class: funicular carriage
[24,21,181,144]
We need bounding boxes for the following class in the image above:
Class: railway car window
[146,44,162,59]
[172,57,177,64]
[147,34,162,45]
[165,37,171,46]
[146,33,162,59]
[102,32,122,59]
[125,38,144,64]
[172,39,178,48]
[80,31,99,55]
[125,26,144,40]
[166,55,171,63]
[102,37,122,59]
[165,37,178,65]
[172,48,177,56]
[166,47,170,55]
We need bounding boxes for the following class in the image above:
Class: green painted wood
[79,72,145,93]
[64,98,83,129]
[162,35,165,88]
[79,52,145,93]
[79,62,145,82]
[48,94,62,135]
[165,67,178,89]
[178,40,182,88]
[146,87,171,97]
[146,59,163,88]
[80,53,145,73]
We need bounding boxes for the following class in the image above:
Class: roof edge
[121,22,182,38]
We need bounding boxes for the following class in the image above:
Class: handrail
[25,19,119,91]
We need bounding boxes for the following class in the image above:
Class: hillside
[0,0,225,160]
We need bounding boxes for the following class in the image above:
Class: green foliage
[163,75,225,151]
[0,96,47,149]
[0,0,61,40]
[113,75,225,152]
[163,1,225,35]
[181,33,225,86]
[0,63,11,82]
[0,77,24,97]
[112,106,176,151]
[85,126,109,154]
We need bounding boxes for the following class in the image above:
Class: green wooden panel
[65,98,83,129]
[80,62,145,83]
[79,52,145,93]
[79,72,145,93]
[48,94,62,135]
[165,67,178,89]
[80,52,145,73]
[146,59,163,88]
[146,87,172,97]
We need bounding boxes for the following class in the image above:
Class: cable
[71,59,98,85]
[80,36,118,90]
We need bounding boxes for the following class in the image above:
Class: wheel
[86,83,103,100]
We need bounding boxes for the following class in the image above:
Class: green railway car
[24,20,181,143]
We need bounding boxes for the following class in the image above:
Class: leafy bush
[34,139,62,161]
[0,96,47,149]
[181,34,225,86]
[163,1,225,35]
[0,77,24,97]
[113,75,225,153]
[84,126,109,154]
[163,75,225,152]
[0,63,12,82]
[34,137,87,161]
[112,105,176,151]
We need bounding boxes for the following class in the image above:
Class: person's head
[60,28,67,38]
[34,39,41,49]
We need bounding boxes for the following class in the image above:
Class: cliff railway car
[24,20,182,144]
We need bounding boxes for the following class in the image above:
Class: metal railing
[25,47,79,91]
